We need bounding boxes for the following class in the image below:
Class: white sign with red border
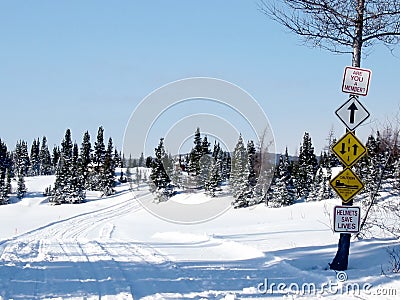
[342,66,372,96]
[333,205,361,233]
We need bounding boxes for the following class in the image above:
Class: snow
[0,175,399,299]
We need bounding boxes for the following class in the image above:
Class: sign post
[329,66,372,272]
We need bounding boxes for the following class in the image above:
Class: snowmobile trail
[0,189,191,299]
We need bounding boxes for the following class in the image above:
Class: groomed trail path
[0,189,191,299]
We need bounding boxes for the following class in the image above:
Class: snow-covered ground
[0,175,399,299]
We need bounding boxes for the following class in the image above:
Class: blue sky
[1,1,399,156]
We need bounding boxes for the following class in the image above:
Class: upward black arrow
[352,144,358,155]
[348,102,358,124]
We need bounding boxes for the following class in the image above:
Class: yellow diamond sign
[330,168,364,203]
[332,131,367,167]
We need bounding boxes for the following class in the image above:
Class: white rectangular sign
[333,206,361,233]
[342,66,371,96]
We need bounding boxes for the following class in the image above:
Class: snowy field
[0,174,399,299]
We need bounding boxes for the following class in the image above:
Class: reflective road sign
[332,131,367,167]
[330,168,364,203]
[335,95,370,131]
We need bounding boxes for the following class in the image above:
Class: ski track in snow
[0,189,194,299]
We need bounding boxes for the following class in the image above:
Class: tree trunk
[330,0,364,271]
[352,0,364,68]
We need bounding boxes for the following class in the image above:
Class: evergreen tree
[51,129,76,204]
[197,153,212,188]
[126,155,132,168]
[149,138,172,201]
[205,150,223,197]
[93,126,105,169]
[171,159,183,188]
[39,136,52,175]
[247,140,257,196]
[308,168,325,201]
[101,137,115,196]
[70,143,85,203]
[17,172,26,199]
[114,150,122,168]
[221,151,231,181]
[14,140,30,177]
[188,128,203,175]
[358,132,389,197]
[268,176,294,207]
[294,132,318,199]
[205,159,219,197]
[267,148,296,206]
[0,140,10,204]
[87,126,107,191]
[145,156,153,168]
[80,131,92,187]
[52,145,61,169]
[201,136,211,155]
[30,138,40,176]
[212,141,220,160]
[138,152,145,167]
[231,135,250,208]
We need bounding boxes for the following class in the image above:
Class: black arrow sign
[348,102,358,124]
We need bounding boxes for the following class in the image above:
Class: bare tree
[259,0,400,271]
[259,0,400,67]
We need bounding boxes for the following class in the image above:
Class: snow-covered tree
[52,146,61,170]
[268,177,293,207]
[358,133,382,197]
[114,150,122,168]
[308,167,331,201]
[205,154,222,197]
[51,129,85,204]
[247,140,257,197]
[267,148,296,206]
[52,129,73,204]
[231,135,251,208]
[93,126,105,169]
[14,140,30,177]
[39,136,52,175]
[150,138,172,201]
[30,138,40,176]
[16,172,26,199]
[80,130,92,187]
[101,137,115,196]
[70,143,85,203]
[0,140,11,204]
[188,128,203,176]
[293,132,318,199]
